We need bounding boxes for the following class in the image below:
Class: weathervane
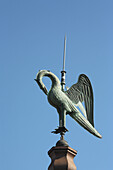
[35,36,102,139]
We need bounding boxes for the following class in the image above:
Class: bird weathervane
[35,36,102,139]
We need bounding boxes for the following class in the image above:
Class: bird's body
[48,86,75,114]
[35,70,102,138]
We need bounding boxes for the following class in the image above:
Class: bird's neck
[46,72,61,89]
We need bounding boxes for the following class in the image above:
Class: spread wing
[65,74,94,127]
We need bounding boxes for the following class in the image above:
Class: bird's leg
[59,108,68,135]
[51,108,68,134]
[59,109,66,128]
[59,109,66,137]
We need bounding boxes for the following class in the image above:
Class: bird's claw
[51,126,69,134]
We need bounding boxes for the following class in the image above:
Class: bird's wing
[65,74,94,127]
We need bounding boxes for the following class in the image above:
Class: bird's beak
[34,79,37,82]
[34,79,42,88]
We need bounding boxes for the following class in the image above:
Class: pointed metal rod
[63,35,66,71]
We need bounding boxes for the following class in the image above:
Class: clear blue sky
[0,0,113,169]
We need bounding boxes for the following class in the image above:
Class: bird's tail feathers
[69,112,102,138]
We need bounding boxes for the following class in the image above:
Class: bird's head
[34,70,50,95]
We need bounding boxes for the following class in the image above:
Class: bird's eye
[47,70,50,72]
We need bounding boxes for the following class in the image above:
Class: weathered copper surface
[35,70,102,138]
[48,144,77,170]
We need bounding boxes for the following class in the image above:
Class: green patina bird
[35,70,102,138]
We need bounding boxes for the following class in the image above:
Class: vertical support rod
[59,36,67,136]
[61,35,66,91]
